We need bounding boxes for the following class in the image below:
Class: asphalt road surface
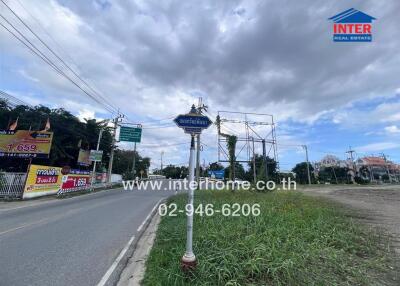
[0,185,174,286]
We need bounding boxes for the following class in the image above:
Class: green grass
[143,190,396,286]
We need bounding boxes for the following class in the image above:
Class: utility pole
[262,139,268,180]
[91,128,104,189]
[303,145,311,185]
[252,137,256,184]
[160,151,164,174]
[132,142,137,176]
[381,153,392,183]
[108,114,123,183]
[346,146,356,183]
[196,135,201,184]
[195,97,207,186]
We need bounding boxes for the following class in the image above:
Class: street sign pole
[181,135,197,269]
[132,142,137,176]
[174,105,212,272]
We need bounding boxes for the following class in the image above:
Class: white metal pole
[108,118,118,183]
[304,145,311,185]
[181,135,197,269]
[91,129,103,190]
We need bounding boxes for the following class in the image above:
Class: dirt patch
[301,185,400,284]
[302,185,400,255]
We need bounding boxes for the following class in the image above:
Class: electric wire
[0,18,116,114]
[0,1,118,114]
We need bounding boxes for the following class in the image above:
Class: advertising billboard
[58,170,91,194]
[23,164,62,199]
[89,150,103,162]
[0,130,53,158]
[77,149,90,166]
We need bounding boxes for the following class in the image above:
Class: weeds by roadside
[143,190,397,285]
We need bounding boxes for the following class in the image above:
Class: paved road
[0,186,174,286]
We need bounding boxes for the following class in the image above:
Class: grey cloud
[10,0,400,122]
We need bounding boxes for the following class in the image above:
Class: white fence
[0,172,27,198]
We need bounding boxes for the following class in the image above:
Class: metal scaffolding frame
[217,111,279,174]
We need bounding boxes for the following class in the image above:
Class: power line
[2,0,117,113]
[14,0,83,71]
[0,0,119,114]
[0,90,31,107]
[139,142,188,148]
[142,125,176,130]
[0,16,116,114]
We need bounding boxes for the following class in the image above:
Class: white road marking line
[96,235,136,286]
[137,198,163,232]
[0,200,56,212]
[96,198,164,286]
[0,188,121,213]
[0,217,52,236]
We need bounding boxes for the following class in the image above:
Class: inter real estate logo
[329,8,376,42]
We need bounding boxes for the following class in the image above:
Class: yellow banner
[0,130,53,158]
[23,164,62,199]
[77,149,90,166]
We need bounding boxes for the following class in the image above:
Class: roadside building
[356,156,400,182]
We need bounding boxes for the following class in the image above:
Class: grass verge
[142,190,396,285]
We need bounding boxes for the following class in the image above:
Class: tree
[0,101,113,172]
[112,149,150,178]
[244,154,277,182]
[224,162,245,180]
[292,162,315,184]
[155,165,188,179]
[207,162,224,171]
[318,166,350,184]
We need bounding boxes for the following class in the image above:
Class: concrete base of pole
[181,254,197,272]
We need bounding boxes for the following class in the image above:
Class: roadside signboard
[58,170,91,194]
[119,126,142,142]
[23,165,91,198]
[208,170,225,179]
[23,165,62,199]
[89,150,103,162]
[77,149,90,166]
[0,130,53,158]
[174,114,212,135]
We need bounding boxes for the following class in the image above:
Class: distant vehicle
[148,174,166,180]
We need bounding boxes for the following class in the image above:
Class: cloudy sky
[1,0,399,170]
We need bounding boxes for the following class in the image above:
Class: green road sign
[119,126,142,143]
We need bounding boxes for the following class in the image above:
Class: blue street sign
[208,170,225,179]
[174,113,212,134]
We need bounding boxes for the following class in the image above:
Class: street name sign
[119,126,142,142]
[174,113,212,135]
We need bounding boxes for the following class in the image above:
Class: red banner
[59,173,91,194]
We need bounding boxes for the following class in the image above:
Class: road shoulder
[117,213,161,286]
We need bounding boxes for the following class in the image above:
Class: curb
[114,198,166,286]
